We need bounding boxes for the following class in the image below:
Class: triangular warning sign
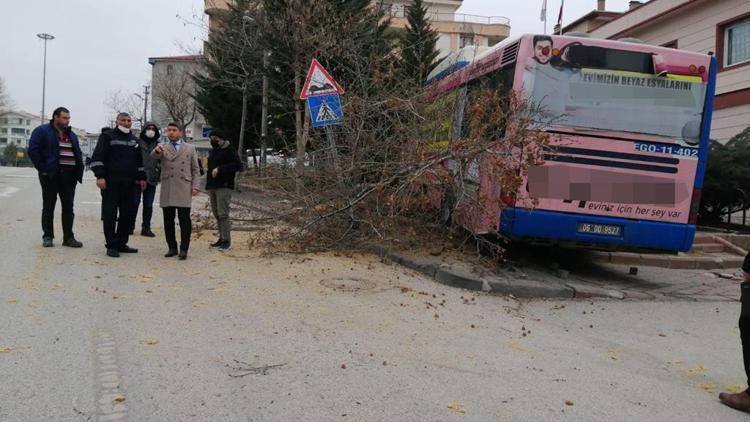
[315,101,339,122]
[299,58,344,100]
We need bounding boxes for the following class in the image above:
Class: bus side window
[421,90,458,152]
[459,63,516,139]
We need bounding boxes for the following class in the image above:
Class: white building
[0,110,97,155]
[0,111,38,150]
[148,55,208,141]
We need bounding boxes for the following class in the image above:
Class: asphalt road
[0,166,749,421]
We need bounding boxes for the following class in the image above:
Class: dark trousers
[102,180,136,249]
[39,169,77,240]
[163,207,191,251]
[741,280,750,391]
[133,183,157,229]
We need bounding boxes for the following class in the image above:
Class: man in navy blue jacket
[27,107,84,248]
[90,113,147,258]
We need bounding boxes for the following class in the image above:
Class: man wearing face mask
[205,129,243,251]
[132,122,161,237]
[90,113,147,258]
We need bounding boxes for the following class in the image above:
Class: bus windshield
[526,64,707,142]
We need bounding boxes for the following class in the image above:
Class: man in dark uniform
[89,113,146,258]
[720,256,750,413]
[27,106,85,248]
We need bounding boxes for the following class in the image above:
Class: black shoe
[118,245,138,253]
[62,238,83,248]
[165,249,178,258]
[42,237,53,247]
[210,239,223,248]
[141,227,156,237]
[218,241,231,252]
[178,250,188,260]
[107,248,120,258]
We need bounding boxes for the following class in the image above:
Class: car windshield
[525,64,707,142]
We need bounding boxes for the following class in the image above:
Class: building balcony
[384,7,510,44]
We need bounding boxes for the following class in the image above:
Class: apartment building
[204,0,511,57]
[147,55,207,141]
[0,110,97,155]
[565,0,750,143]
[0,111,38,150]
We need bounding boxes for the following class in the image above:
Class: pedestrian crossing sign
[307,94,344,128]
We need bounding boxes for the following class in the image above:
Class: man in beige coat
[151,123,200,260]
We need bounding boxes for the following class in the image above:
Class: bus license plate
[577,223,622,237]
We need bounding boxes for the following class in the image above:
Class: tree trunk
[260,52,269,177]
[236,85,249,190]
[238,85,248,162]
[294,67,304,194]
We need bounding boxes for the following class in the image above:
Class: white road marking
[3,173,38,179]
[0,187,20,197]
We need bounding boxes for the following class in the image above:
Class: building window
[662,40,678,49]
[17,118,22,125]
[726,18,750,67]
[460,34,474,48]
[719,15,750,70]
[0,138,6,144]
[0,128,6,134]
[11,128,25,135]
[166,64,174,75]
[1,118,7,124]
[26,120,30,126]
[26,129,30,135]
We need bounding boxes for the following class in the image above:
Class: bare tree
[152,66,198,132]
[103,89,143,127]
[0,77,12,113]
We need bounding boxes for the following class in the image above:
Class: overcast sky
[0,0,637,133]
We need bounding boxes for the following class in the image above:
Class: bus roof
[427,34,713,99]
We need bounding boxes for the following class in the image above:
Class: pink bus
[425,34,717,252]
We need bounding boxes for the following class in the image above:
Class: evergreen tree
[193,0,264,152]
[400,0,440,85]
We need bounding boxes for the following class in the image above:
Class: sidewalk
[229,183,742,302]
[367,244,742,302]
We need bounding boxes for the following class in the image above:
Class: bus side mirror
[682,121,701,145]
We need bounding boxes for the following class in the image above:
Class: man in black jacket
[132,122,161,237]
[27,107,84,248]
[205,129,243,251]
[90,113,147,257]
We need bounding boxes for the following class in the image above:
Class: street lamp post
[36,33,55,125]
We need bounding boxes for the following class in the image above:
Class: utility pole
[36,33,55,125]
[260,51,269,175]
[142,85,150,124]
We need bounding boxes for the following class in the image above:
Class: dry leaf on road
[142,339,159,345]
[727,384,745,394]
[447,403,466,414]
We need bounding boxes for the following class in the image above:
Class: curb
[589,251,744,270]
[366,244,599,299]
